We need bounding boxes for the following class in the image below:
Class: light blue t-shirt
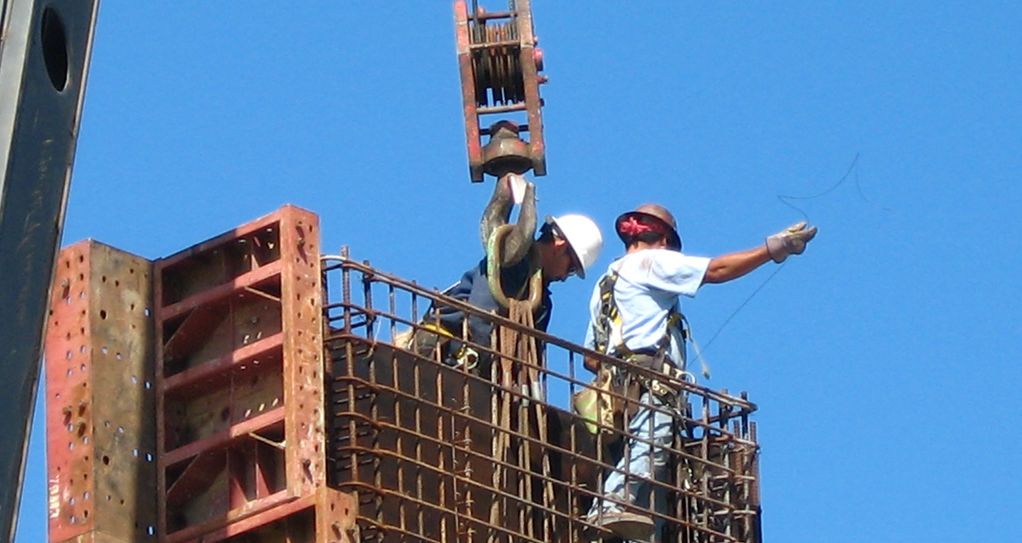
[584,249,710,368]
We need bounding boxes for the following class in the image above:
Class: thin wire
[694,155,864,358]
[699,262,787,354]
[777,153,860,221]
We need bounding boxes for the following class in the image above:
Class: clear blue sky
[18,3,1022,541]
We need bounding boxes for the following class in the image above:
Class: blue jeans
[589,390,675,541]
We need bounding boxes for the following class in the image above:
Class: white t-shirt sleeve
[636,249,710,297]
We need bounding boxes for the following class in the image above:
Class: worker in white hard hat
[411,173,603,374]
[582,203,817,541]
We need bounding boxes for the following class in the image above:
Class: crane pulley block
[454,0,547,182]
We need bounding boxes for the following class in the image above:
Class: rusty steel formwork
[44,241,158,542]
[153,206,352,542]
[324,258,762,543]
[45,206,357,543]
[454,0,547,182]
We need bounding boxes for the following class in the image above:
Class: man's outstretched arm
[703,246,771,284]
[703,222,818,284]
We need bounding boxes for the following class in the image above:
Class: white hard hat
[547,214,603,279]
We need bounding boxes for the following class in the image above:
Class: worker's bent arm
[703,246,771,284]
[480,175,536,267]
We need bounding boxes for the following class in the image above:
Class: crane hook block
[454,0,548,182]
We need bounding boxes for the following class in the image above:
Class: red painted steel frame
[153,205,336,542]
[45,241,158,542]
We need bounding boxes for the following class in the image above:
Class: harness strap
[592,269,687,360]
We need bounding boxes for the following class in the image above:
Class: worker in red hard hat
[410,174,603,375]
[582,203,816,540]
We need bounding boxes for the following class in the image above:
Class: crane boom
[0,0,99,539]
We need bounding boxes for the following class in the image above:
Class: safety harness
[591,270,687,361]
[574,269,693,435]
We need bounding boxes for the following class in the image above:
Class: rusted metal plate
[315,488,357,543]
[278,206,327,498]
[44,241,157,542]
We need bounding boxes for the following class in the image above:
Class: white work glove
[766,221,818,263]
[506,173,530,205]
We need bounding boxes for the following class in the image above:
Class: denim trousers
[589,390,675,540]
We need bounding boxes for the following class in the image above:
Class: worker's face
[542,239,580,283]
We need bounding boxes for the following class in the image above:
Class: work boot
[587,509,655,541]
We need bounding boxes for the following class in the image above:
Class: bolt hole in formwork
[102,456,109,465]
[41,7,68,91]
[100,310,107,319]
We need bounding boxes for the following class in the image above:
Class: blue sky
[18,3,1022,541]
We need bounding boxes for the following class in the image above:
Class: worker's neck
[627,240,667,254]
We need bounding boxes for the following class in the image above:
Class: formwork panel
[154,206,333,542]
[45,241,157,543]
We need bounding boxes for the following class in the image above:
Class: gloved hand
[766,221,818,263]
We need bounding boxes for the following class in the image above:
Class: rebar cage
[323,256,761,542]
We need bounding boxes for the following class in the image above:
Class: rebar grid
[323,258,761,542]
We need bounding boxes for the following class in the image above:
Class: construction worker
[411,173,603,374]
[583,203,817,540]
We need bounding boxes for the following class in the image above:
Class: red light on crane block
[454,0,548,182]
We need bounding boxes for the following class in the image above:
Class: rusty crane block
[455,0,548,182]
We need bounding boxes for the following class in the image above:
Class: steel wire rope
[693,154,862,366]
